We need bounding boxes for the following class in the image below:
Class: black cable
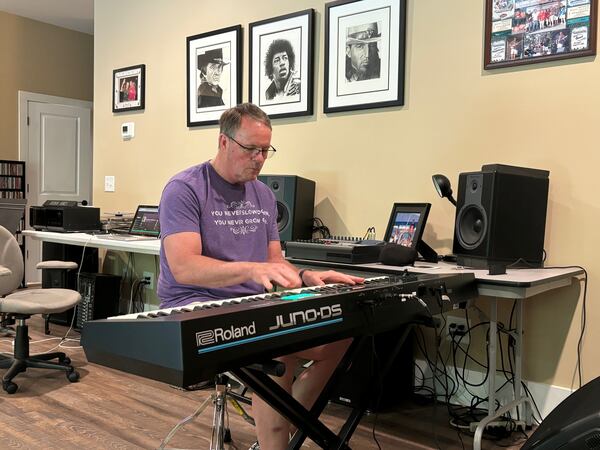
[369,335,383,450]
[415,303,538,444]
[311,217,330,239]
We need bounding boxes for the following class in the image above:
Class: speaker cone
[276,201,289,233]
[456,205,487,250]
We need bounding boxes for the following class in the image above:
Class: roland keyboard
[81,273,477,387]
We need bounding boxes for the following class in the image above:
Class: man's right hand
[250,262,302,290]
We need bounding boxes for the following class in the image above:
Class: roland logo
[196,322,256,346]
[268,304,342,331]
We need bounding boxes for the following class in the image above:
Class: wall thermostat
[121,122,135,140]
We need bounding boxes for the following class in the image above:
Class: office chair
[37,260,79,334]
[0,225,81,394]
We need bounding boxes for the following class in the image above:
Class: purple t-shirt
[158,161,279,308]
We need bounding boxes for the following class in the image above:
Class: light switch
[105,175,115,192]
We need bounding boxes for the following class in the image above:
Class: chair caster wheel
[3,381,18,394]
[67,370,80,382]
[60,356,71,365]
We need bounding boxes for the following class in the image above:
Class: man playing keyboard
[158,103,363,450]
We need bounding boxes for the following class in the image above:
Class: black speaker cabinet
[453,164,549,270]
[41,242,99,326]
[522,376,600,450]
[330,327,414,412]
[258,175,316,242]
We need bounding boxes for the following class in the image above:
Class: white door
[23,99,93,284]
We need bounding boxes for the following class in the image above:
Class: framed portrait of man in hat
[324,0,406,113]
[187,25,242,127]
[249,9,314,119]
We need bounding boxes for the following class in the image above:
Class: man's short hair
[264,39,296,79]
[219,103,271,136]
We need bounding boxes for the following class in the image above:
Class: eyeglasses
[225,134,277,159]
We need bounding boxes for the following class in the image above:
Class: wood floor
[0,316,533,449]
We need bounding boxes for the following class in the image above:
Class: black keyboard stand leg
[232,328,415,450]
[290,326,414,448]
[232,366,349,450]
[288,337,363,450]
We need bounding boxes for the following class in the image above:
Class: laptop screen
[129,205,160,236]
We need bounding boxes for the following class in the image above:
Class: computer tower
[41,242,99,326]
[453,164,549,270]
[75,273,121,330]
[258,175,316,242]
[331,327,414,412]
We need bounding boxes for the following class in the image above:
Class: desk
[289,258,583,450]
[23,230,160,255]
[23,230,583,450]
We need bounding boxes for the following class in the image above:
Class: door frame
[18,91,93,164]
[17,91,93,285]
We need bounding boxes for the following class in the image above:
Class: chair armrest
[36,261,79,270]
[0,265,12,277]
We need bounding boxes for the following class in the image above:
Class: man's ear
[345,45,351,58]
[218,133,228,151]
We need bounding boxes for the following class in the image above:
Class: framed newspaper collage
[484,0,597,69]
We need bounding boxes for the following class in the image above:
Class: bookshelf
[0,160,25,199]
[0,160,26,287]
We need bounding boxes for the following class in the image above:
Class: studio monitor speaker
[522,376,600,450]
[258,175,316,242]
[452,164,549,271]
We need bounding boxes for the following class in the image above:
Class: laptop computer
[102,205,160,241]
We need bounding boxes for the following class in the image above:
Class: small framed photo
[249,9,314,119]
[112,64,145,113]
[187,25,242,127]
[324,0,406,114]
[484,0,597,69]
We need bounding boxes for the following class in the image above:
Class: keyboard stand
[232,325,415,450]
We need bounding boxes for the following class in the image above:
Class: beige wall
[0,11,93,160]
[94,0,599,388]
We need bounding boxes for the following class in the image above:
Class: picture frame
[249,9,314,119]
[383,203,431,250]
[324,0,406,114]
[484,0,597,69]
[187,25,242,127]
[112,64,145,113]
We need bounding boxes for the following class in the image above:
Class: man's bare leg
[251,338,352,450]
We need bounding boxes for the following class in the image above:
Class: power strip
[469,419,527,434]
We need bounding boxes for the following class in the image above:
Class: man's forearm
[170,254,256,288]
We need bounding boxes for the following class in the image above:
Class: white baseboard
[414,358,574,420]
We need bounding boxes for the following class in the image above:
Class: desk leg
[488,297,498,417]
[473,297,533,450]
[514,298,532,427]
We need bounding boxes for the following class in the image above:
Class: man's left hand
[301,270,364,287]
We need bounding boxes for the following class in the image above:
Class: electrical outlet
[446,317,469,345]
[142,271,154,290]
